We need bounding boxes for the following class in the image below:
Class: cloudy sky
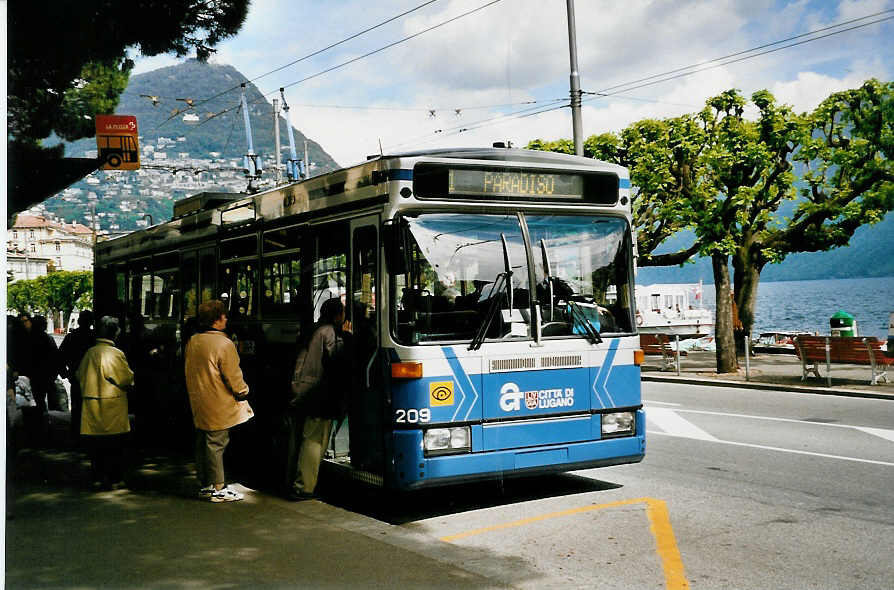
[135,0,893,168]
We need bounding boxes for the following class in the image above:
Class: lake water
[695,276,893,340]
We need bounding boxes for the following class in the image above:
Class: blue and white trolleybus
[93,146,645,490]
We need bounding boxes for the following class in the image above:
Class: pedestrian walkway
[7,351,893,588]
[5,415,510,589]
[642,350,894,399]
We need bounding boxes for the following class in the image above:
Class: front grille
[540,354,583,368]
[491,357,537,371]
[489,354,583,372]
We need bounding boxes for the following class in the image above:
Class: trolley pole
[304,139,309,176]
[566,0,584,156]
[273,98,282,185]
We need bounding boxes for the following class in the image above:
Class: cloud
[127,0,893,166]
[770,67,888,113]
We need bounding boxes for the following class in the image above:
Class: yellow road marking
[439,496,690,590]
[646,498,690,590]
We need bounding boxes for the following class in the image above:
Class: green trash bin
[830,310,857,338]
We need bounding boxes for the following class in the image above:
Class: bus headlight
[601,412,635,437]
[423,426,471,455]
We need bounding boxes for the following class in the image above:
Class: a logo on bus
[429,381,454,406]
[499,383,524,411]
[500,382,575,412]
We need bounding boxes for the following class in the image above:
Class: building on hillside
[7,215,94,282]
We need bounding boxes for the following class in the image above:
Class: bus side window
[312,222,348,323]
[182,254,198,319]
[262,254,301,316]
[262,225,303,318]
[198,248,217,305]
[220,261,258,319]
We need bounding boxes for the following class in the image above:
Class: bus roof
[95,147,629,263]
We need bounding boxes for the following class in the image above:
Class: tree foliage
[7,272,93,320]
[527,79,894,373]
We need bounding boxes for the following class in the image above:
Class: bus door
[347,215,384,475]
[180,245,216,345]
[310,221,350,458]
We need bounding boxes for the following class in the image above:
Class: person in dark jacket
[288,298,350,500]
[21,315,59,446]
[59,310,95,443]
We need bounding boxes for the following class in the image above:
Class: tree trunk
[712,252,738,373]
[732,254,762,345]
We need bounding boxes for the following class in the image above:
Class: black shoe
[286,490,315,501]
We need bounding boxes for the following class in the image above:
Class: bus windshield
[391,212,633,344]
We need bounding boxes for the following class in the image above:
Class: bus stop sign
[95,115,140,170]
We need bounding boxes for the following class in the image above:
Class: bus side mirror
[382,218,409,275]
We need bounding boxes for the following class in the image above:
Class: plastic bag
[15,376,36,408]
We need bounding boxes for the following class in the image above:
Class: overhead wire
[393,11,894,147]
[141,6,891,161]
[595,8,894,95]
[193,0,443,109]
[187,0,506,130]
[147,0,447,131]
[585,14,894,100]
[268,0,503,96]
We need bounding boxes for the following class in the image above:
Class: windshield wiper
[468,273,507,351]
[566,298,602,344]
[469,233,513,351]
[539,239,554,322]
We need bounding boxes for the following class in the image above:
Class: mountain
[35,60,340,233]
[65,59,339,170]
[637,211,894,284]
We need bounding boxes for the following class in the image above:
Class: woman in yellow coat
[77,316,134,489]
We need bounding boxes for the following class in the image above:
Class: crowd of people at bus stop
[7,296,355,504]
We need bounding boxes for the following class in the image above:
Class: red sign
[95,115,140,170]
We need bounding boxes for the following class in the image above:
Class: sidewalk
[5,417,512,589]
[642,350,894,400]
[7,354,893,588]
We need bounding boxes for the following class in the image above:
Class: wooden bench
[793,335,894,386]
[640,334,687,371]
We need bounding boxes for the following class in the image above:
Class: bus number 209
[395,408,431,424]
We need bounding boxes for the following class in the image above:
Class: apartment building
[8,215,93,282]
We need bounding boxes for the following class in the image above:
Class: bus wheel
[107,154,122,167]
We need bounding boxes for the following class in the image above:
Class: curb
[642,374,894,401]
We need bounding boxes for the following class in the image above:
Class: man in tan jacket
[185,300,253,502]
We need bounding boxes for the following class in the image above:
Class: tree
[526,80,894,374]
[7,279,48,316]
[7,272,93,328]
[8,0,250,214]
[43,271,94,330]
[733,80,894,337]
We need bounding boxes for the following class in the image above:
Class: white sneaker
[210,486,244,503]
[197,485,215,499]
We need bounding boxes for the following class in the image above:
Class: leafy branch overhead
[776,79,894,256]
[7,0,250,215]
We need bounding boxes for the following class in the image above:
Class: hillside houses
[39,147,307,235]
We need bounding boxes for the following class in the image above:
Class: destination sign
[413,164,619,204]
[448,169,583,198]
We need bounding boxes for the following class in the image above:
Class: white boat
[634,282,713,336]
